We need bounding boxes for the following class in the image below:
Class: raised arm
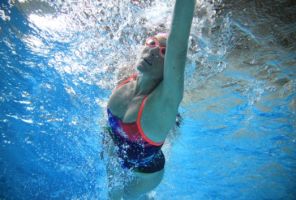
[139,0,196,138]
[163,0,196,104]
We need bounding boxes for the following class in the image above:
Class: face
[136,34,167,79]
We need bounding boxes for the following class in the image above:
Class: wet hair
[155,32,168,38]
[154,33,168,46]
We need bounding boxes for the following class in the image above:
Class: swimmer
[106,0,196,199]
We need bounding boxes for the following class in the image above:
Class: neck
[135,74,161,96]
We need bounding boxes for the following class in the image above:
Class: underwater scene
[0,0,296,199]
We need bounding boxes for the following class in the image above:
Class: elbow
[168,34,187,48]
[167,35,189,57]
[176,92,184,106]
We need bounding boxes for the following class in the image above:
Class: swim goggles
[145,37,166,57]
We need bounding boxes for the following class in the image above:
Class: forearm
[168,0,196,50]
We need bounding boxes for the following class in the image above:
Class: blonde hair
[155,32,168,46]
[155,33,168,39]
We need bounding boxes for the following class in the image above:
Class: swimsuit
[107,74,165,173]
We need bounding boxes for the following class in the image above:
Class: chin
[136,64,143,71]
[136,61,146,72]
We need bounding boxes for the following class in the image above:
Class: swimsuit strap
[136,96,164,146]
[115,73,138,90]
[113,73,164,146]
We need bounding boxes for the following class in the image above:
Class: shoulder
[107,79,136,118]
[116,73,138,90]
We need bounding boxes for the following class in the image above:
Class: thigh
[123,169,165,199]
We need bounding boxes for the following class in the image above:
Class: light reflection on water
[1,0,296,199]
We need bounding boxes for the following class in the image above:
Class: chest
[107,82,144,122]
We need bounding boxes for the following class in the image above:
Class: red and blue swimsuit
[107,74,165,173]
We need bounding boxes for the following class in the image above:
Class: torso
[108,76,165,145]
[107,74,179,143]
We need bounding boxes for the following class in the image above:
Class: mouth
[143,58,152,66]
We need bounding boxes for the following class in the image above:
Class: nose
[148,46,162,58]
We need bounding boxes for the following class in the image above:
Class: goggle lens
[146,38,156,47]
[145,37,166,57]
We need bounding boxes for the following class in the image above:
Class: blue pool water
[1,0,296,199]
